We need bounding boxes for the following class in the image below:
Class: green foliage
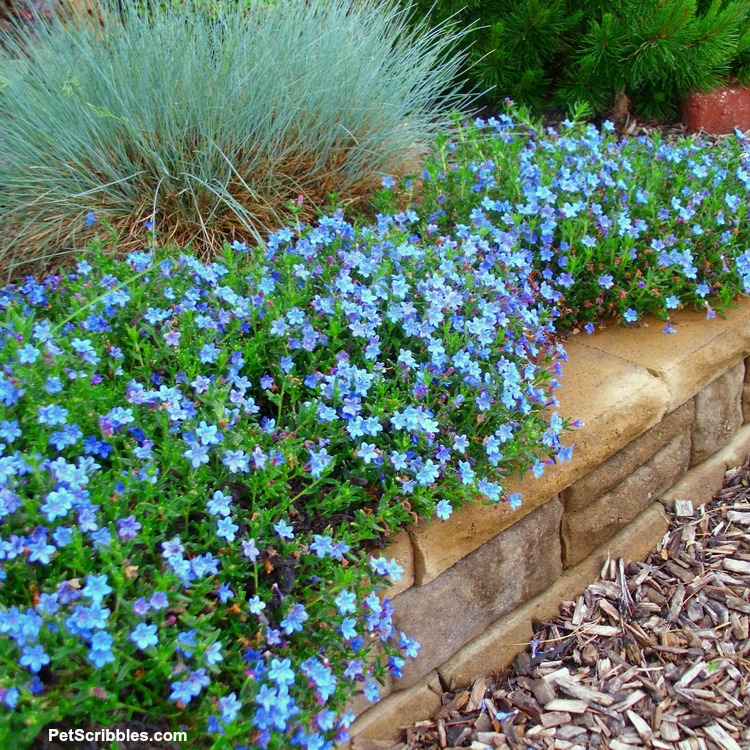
[402,0,750,120]
[0,0,469,280]
[0,159,570,747]
[559,0,750,120]
[377,105,750,331]
[733,21,750,82]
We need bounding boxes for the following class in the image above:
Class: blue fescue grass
[0,0,469,280]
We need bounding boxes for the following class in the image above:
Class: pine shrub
[557,0,750,120]
[404,0,750,120]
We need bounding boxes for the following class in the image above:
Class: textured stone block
[371,531,414,599]
[437,599,536,692]
[715,422,750,470]
[691,361,744,465]
[562,400,694,512]
[661,423,750,509]
[409,338,668,584]
[554,339,669,473]
[659,454,727,511]
[347,671,442,742]
[562,431,689,567]
[407,473,553,587]
[578,297,750,412]
[437,502,669,691]
[392,498,563,688]
[743,356,750,423]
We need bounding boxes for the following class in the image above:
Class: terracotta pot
[682,84,750,135]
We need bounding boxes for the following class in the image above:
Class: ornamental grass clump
[0,0,467,280]
[0,202,573,747]
[382,106,750,334]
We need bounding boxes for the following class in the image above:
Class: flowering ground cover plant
[0,201,572,747]
[378,105,750,335]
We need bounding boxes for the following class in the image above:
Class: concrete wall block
[406,473,556,588]
[743,355,750,423]
[691,360,744,465]
[661,422,750,509]
[438,503,669,691]
[391,497,563,689]
[577,297,750,412]
[562,400,694,512]
[660,453,728,512]
[552,341,670,478]
[408,338,669,586]
[562,431,690,567]
[348,670,443,743]
[715,421,750,470]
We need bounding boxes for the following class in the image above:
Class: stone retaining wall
[347,298,750,745]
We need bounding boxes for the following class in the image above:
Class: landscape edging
[345,296,750,745]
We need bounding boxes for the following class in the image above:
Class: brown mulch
[363,460,750,750]
[625,120,744,146]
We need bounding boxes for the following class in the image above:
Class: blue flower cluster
[1,106,748,747]
[7,105,747,747]
[0,185,570,746]
[408,112,750,333]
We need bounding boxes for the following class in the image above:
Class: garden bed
[347,297,750,745]
[3,72,750,746]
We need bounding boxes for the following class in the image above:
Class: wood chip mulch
[360,460,750,750]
